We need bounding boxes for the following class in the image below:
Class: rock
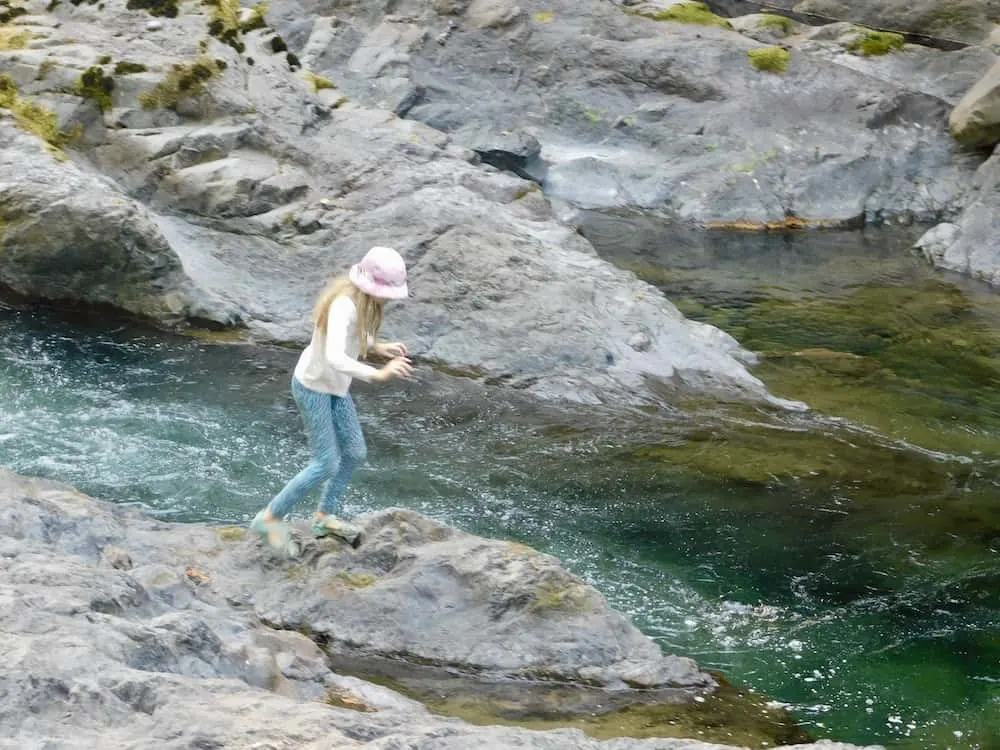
[0,4,789,408]
[949,60,1000,147]
[915,221,961,263]
[466,0,526,29]
[0,122,239,325]
[711,0,1000,45]
[0,469,883,750]
[275,0,986,227]
[729,12,802,42]
[915,147,1000,283]
[469,128,544,180]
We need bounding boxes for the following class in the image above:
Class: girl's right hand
[374,356,414,382]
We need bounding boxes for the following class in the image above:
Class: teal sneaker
[312,515,363,548]
[250,510,301,558]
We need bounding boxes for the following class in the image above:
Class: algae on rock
[304,71,335,92]
[847,29,907,55]
[0,27,32,50]
[138,57,225,110]
[748,46,791,73]
[75,66,115,112]
[0,74,68,152]
[125,0,180,17]
[639,2,731,28]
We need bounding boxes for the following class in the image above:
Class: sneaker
[250,510,300,558]
[312,515,363,548]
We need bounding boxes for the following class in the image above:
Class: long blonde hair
[313,276,384,357]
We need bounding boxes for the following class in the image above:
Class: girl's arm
[324,297,380,381]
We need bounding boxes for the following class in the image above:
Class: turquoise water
[3,229,1000,749]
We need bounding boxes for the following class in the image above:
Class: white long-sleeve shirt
[293,295,379,396]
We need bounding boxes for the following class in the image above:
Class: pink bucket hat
[349,246,408,300]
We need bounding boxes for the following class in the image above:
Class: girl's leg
[317,393,367,516]
[268,379,340,519]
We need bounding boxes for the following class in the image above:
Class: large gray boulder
[0,469,883,750]
[266,0,991,227]
[949,59,1000,146]
[916,145,1000,282]
[0,0,787,408]
[709,0,1000,45]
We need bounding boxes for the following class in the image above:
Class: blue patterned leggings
[268,377,368,519]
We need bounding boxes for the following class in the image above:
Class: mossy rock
[0,27,32,50]
[138,57,225,111]
[529,581,595,615]
[215,526,247,542]
[0,0,28,23]
[240,2,269,33]
[336,570,378,588]
[205,0,245,53]
[126,0,179,17]
[847,28,906,55]
[114,60,148,75]
[747,46,790,73]
[0,74,69,153]
[304,71,336,92]
[757,13,794,33]
[75,66,115,112]
[643,2,731,28]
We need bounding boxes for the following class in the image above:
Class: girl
[250,246,413,555]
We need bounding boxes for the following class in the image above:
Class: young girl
[250,246,413,554]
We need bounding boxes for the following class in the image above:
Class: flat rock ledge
[0,469,881,750]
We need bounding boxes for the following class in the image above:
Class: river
[2,225,999,749]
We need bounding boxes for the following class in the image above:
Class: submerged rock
[0,469,881,749]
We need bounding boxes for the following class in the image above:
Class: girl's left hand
[375,341,408,358]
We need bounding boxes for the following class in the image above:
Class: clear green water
[3,227,1000,749]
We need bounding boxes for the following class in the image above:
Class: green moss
[97,54,112,65]
[533,10,554,23]
[37,59,56,81]
[215,526,247,541]
[75,66,115,112]
[644,2,731,28]
[138,57,225,110]
[336,570,377,588]
[747,46,790,73]
[304,71,335,92]
[114,60,148,75]
[530,582,595,615]
[417,678,810,745]
[0,0,27,23]
[513,184,541,200]
[126,0,179,18]
[240,1,268,33]
[757,13,793,33]
[269,34,287,53]
[205,0,245,53]
[0,74,69,152]
[847,28,906,56]
[0,27,32,50]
